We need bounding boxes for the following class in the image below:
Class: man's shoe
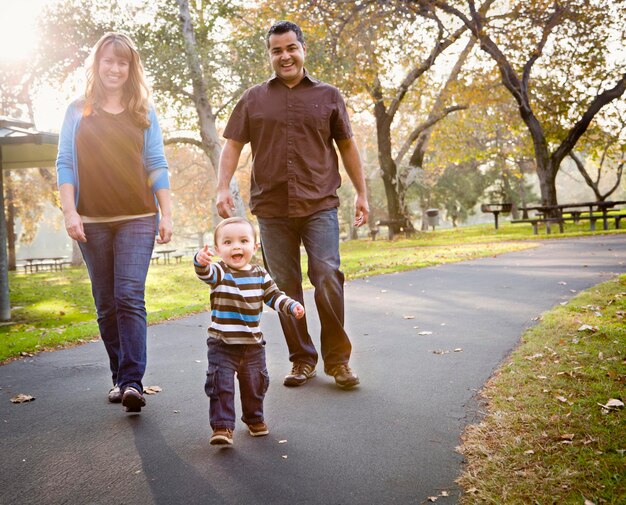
[324,364,360,389]
[108,385,122,403]
[283,362,316,387]
[210,428,234,446]
[122,387,146,412]
[247,422,269,437]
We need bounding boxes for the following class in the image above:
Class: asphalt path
[1,235,625,505]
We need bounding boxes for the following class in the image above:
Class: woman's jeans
[257,208,352,368]
[79,216,155,393]
[205,338,269,430]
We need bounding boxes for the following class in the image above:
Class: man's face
[268,30,306,87]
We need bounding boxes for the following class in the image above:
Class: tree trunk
[176,0,246,217]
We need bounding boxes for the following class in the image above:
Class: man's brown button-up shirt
[223,71,354,218]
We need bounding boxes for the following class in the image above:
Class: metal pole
[0,149,11,321]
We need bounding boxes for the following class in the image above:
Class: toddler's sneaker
[108,385,122,403]
[122,387,146,412]
[210,428,234,446]
[247,422,269,437]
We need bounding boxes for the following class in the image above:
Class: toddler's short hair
[213,217,257,244]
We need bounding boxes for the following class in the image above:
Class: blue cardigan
[56,99,170,206]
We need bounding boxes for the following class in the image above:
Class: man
[216,20,369,389]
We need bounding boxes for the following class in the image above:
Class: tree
[431,161,497,226]
[568,117,625,202]
[417,0,626,212]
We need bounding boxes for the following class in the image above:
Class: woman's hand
[64,210,87,242]
[157,215,172,244]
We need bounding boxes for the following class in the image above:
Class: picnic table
[154,248,178,264]
[514,200,626,234]
[20,257,68,273]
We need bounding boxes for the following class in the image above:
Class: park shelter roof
[0,116,58,169]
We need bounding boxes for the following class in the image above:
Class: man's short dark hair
[266,21,305,48]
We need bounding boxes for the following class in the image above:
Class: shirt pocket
[304,103,332,132]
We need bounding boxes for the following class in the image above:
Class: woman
[56,32,172,413]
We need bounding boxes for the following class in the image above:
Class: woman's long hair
[84,32,150,128]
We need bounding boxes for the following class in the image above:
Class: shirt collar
[268,68,319,87]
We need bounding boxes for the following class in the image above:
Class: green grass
[2,220,624,363]
[457,274,626,504]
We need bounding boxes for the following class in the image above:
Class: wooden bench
[173,253,184,264]
[511,217,564,234]
[560,211,626,231]
[150,255,160,265]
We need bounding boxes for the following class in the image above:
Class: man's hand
[353,193,369,227]
[195,244,215,267]
[291,302,305,319]
[216,188,235,219]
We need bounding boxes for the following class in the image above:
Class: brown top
[223,71,353,218]
[76,109,157,217]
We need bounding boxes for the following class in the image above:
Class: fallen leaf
[278,440,287,444]
[454,348,463,352]
[281,455,288,459]
[403,315,415,319]
[601,398,624,410]
[466,487,478,495]
[427,497,438,502]
[432,349,449,355]
[560,433,575,441]
[418,331,433,336]
[584,500,595,505]
[558,281,567,285]
[556,396,568,403]
[525,353,543,360]
[10,394,35,403]
[144,385,162,395]
[440,491,449,497]
[380,290,388,293]
[524,449,535,455]
[577,324,598,332]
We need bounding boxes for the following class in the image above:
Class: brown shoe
[283,362,317,387]
[324,363,360,389]
[247,422,269,437]
[210,428,233,446]
[122,387,146,412]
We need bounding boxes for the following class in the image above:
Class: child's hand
[292,303,305,319]
[196,244,214,267]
